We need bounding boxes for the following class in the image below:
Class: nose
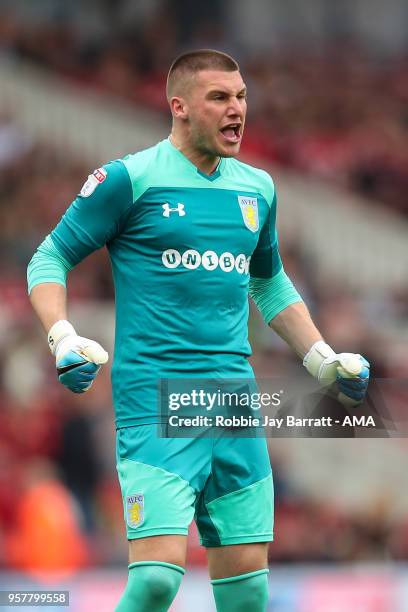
[227,96,243,118]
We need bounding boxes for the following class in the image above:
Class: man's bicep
[51,160,133,265]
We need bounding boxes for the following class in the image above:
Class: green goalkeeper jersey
[50,138,282,427]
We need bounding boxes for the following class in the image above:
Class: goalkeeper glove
[48,320,108,393]
[303,340,370,406]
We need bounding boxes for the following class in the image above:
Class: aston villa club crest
[126,494,144,528]
[237,196,259,232]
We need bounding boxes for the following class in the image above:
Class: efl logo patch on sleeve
[80,167,107,197]
[126,494,144,528]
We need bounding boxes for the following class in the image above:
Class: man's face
[182,70,247,158]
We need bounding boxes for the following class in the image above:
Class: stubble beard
[195,128,241,160]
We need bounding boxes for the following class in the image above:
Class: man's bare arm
[29,281,108,392]
[269,301,323,358]
[29,283,68,334]
[269,301,370,405]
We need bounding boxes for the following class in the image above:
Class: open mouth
[220,123,242,143]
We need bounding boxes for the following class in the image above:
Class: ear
[170,96,189,120]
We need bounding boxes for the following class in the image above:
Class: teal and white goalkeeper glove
[48,320,109,393]
[303,340,370,406]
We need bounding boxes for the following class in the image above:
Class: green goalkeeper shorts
[116,425,274,546]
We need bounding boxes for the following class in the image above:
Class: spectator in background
[5,460,89,579]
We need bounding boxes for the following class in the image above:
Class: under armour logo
[162,203,186,217]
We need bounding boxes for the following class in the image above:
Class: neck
[169,133,220,176]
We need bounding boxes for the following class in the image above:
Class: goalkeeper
[27,49,370,612]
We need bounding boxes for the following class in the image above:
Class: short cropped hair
[166,49,240,100]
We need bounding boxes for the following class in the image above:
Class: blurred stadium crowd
[0,2,407,577]
[1,6,408,213]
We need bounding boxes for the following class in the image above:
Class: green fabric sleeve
[115,562,184,611]
[249,193,282,279]
[211,569,269,611]
[249,267,303,324]
[51,160,133,266]
[27,234,73,294]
